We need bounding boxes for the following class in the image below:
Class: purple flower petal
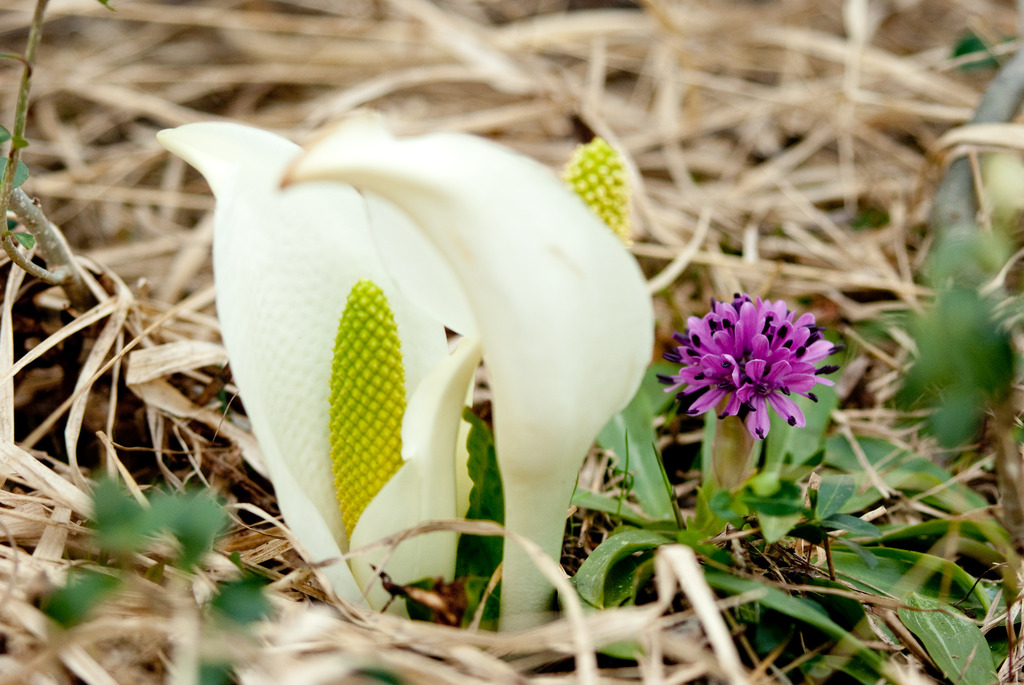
[662,294,841,440]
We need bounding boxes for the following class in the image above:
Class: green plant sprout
[40,479,270,683]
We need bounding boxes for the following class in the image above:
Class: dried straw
[0,0,1018,681]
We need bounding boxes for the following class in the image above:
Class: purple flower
[659,294,842,440]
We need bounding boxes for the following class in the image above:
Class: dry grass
[0,0,1020,682]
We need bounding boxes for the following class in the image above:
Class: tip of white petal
[158,122,300,198]
[284,111,395,187]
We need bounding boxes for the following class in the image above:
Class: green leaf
[11,232,34,249]
[198,662,233,685]
[830,547,989,617]
[708,488,747,522]
[209,573,272,626]
[951,31,1003,70]
[0,126,9,144]
[704,570,889,679]
[571,488,649,526]
[572,528,672,608]
[0,158,30,188]
[757,512,804,543]
[814,474,856,520]
[741,480,803,517]
[149,488,229,570]
[602,552,656,607]
[40,568,121,628]
[874,519,1007,566]
[899,593,997,685]
[765,370,839,471]
[597,365,677,521]
[90,478,156,556]
[455,409,504,579]
[899,287,1015,446]
[824,435,987,514]
[819,513,880,539]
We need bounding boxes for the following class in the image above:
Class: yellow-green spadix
[158,115,653,629]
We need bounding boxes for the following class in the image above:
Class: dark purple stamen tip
[656,373,675,385]
[808,392,818,402]
[787,416,797,426]
[816,365,840,375]
[795,346,806,358]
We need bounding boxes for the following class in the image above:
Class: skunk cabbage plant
[158,116,653,628]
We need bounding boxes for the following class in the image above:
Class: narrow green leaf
[824,435,987,514]
[819,513,880,539]
[834,538,879,568]
[704,570,889,679]
[571,488,649,526]
[874,519,1007,566]
[898,593,997,685]
[597,365,676,521]
[0,126,9,144]
[572,528,672,608]
[830,547,989,617]
[815,474,856,520]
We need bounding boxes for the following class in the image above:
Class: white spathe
[159,115,654,629]
[157,123,452,604]
[285,115,653,628]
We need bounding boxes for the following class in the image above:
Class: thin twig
[0,0,97,310]
[8,188,97,308]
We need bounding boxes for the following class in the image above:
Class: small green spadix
[329,279,407,536]
[562,137,632,245]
